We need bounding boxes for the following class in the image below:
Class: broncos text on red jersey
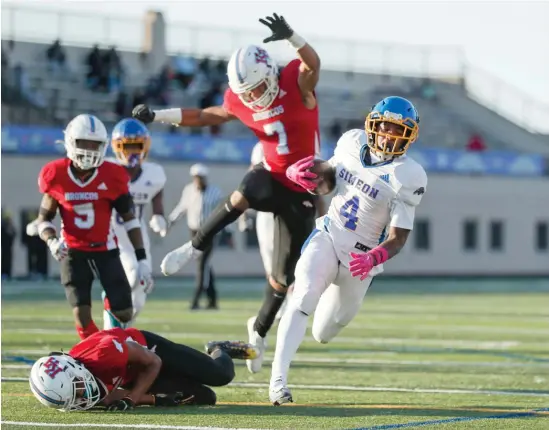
[223,59,320,192]
[38,158,130,251]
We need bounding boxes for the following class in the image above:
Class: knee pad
[113,308,133,323]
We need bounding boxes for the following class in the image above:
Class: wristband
[154,108,183,124]
[135,248,147,261]
[124,218,140,232]
[368,246,389,266]
[287,33,307,50]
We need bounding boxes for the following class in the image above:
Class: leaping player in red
[132,13,321,375]
[34,114,153,340]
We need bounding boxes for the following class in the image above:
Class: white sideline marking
[3,314,548,335]
[0,422,260,430]
[2,328,522,348]
[3,378,547,397]
[4,355,548,370]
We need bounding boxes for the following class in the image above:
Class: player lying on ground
[269,96,428,405]
[103,118,168,330]
[32,114,152,340]
[29,327,257,411]
[133,13,321,374]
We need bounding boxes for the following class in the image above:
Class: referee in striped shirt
[168,164,224,310]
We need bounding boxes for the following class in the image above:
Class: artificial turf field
[1,277,548,429]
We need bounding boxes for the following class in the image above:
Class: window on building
[414,219,430,250]
[489,220,504,251]
[463,219,478,251]
[536,222,548,251]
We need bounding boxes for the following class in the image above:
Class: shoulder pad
[143,162,167,187]
[334,129,366,158]
[393,157,428,206]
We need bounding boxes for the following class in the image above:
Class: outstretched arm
[133,104,237,128]
[259,13,320,104]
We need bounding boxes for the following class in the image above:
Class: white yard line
[1,328,523,348]
[0,422,260,430]
[3,378,548,397]
[3,315,547,335]
[4,355,548,370]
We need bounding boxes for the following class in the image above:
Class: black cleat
[205,340,258,360]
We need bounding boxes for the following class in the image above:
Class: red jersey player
[132,13,321,374]
[33,114,153,340]
[29,328,257,411]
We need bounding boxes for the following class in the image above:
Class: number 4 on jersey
[340,196,359,231]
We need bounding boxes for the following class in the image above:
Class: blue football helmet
[365,96,420,159]
[111,118,151,167]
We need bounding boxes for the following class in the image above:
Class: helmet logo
[383,111,403,121]
[254,48,271,67]
[43,357,64,379]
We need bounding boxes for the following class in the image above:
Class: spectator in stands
[1,209,17,281]
[86,44,103,91]
[467,133,487,152]
[211,59,227,86]
[173,53,196,90]
[103,46,123,92]
[46,39,67,76]
[199,83,224,136]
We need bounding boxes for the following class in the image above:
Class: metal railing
[2,3,549,135]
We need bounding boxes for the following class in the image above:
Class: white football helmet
[64,114,108,170]
[227,45,279,112]
[29,354,103,411]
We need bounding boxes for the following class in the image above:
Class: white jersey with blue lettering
[111,160,166,255]
[319,129,427,270]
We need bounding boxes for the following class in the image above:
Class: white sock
[270,302,308,386]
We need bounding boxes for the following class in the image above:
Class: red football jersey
[69,328,147,392]
[224,59,320,192]
[38,158,130,251]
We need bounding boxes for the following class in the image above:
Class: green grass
[2,277,549,429]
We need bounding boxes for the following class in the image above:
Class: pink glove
[349,247,389,280]
[286,155,317,191]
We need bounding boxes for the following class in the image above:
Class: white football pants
[256,211,274,276]
[293,228,373,342]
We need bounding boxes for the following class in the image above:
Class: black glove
[154,392,195,407]
[259,13,294,43]
[106,396,135,412]
[132,104,155,124]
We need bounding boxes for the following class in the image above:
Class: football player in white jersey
[102,118,167,330]
[269,96,427,405]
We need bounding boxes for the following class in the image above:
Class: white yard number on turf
[73,202,95,229]
[263,121,289,155]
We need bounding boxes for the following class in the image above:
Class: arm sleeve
[113,193,134,215]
